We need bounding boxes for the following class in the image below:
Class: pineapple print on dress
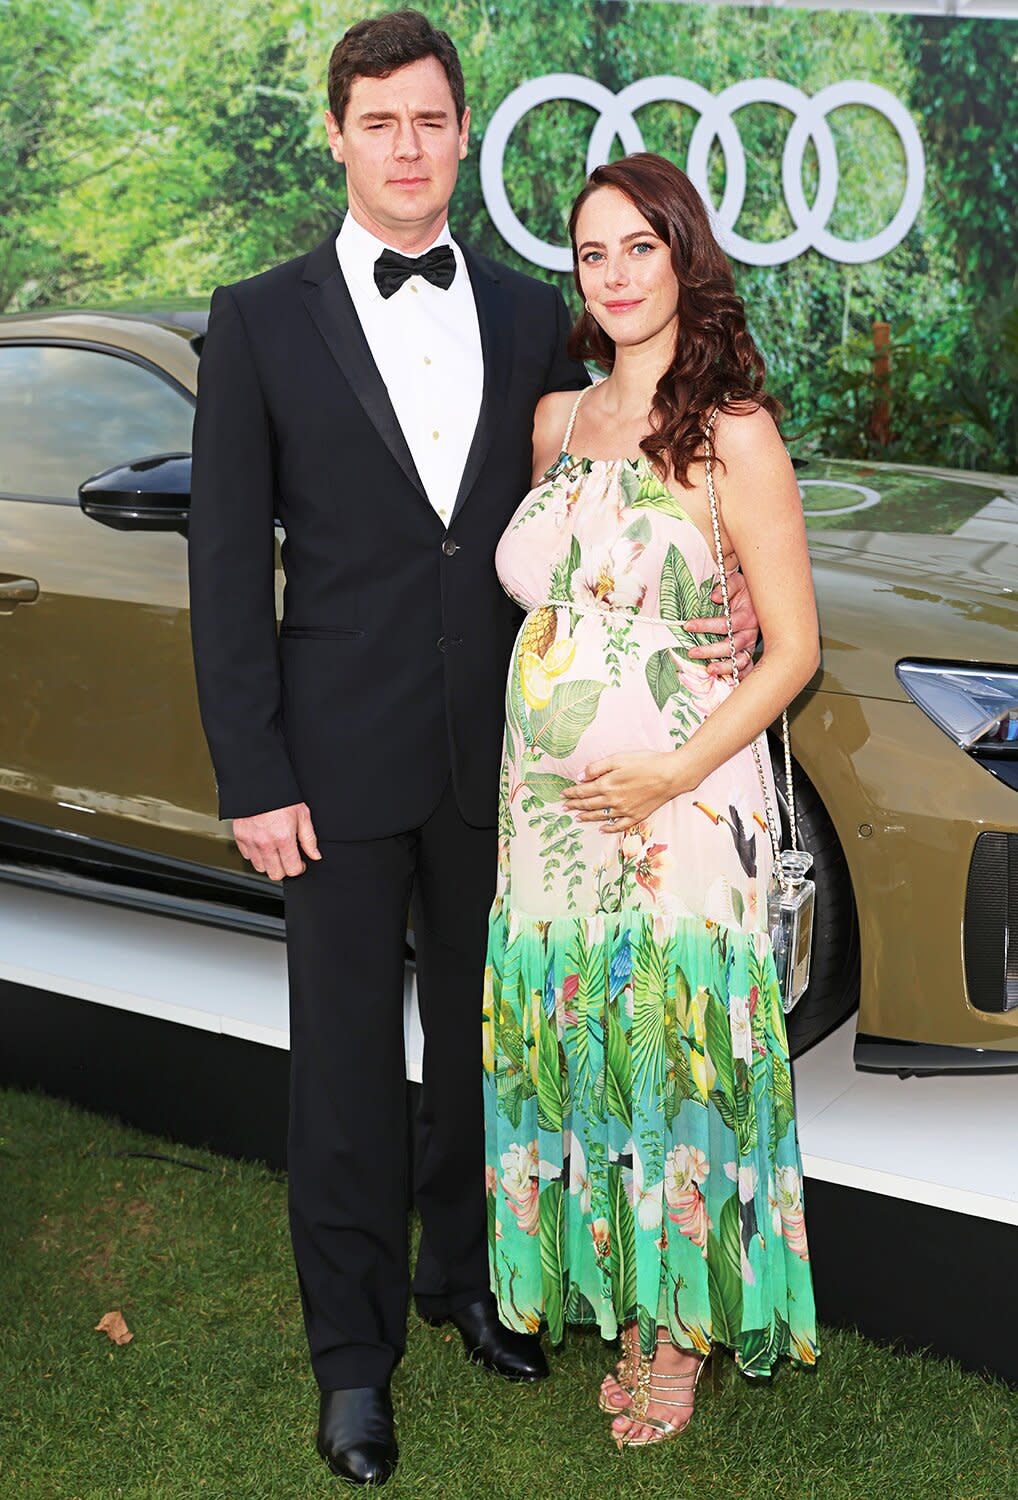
[517,605,578,712]
[483,389,819,1378]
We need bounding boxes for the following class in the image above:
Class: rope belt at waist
[529,601,721,635]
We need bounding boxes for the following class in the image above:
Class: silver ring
[603,806,613,817]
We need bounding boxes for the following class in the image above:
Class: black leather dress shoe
[317,1386,398,1486]
[427,1295,549,1382]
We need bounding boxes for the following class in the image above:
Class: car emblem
[480,73,925,270]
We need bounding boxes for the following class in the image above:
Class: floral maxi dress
[482,403,819,1375]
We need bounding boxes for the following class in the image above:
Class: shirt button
[442,537,459,556]
[423,355,432,365]
[432,430,440,440]
[411,284,419,294]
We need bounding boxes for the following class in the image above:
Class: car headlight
[896,661,1018,790]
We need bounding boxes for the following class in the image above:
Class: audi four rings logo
[479,73,925,270]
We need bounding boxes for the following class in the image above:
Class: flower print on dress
[547,472,585,530]
[626,1148,664,1232]
[774,1165,810,1259]
[724,1161,759,1203]
[567,1132,593,1216]
[729,992,754,1066]
[767,1173,782,1237]
[664,1143,711,1251]
[620,824,671,904]
[501,1140,540,1236]
[590,1217,612,1265]
[558,972,579,1030]
[747,983,768,1058]
[571,535,647,613]
[743,877,759,924]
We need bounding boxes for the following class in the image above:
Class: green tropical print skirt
[484,444,819,1374]
[483,904,818,1371]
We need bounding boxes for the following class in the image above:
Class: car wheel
[769,742,860,1058]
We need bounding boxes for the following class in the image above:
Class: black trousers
[282,777,497,1390]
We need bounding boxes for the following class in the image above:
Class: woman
[482,153,820,1448]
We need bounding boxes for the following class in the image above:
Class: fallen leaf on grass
[95,1310,133,1345]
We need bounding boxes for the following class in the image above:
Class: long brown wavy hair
[567,152,781,486]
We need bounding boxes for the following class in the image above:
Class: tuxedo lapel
[300,230,430,506]
[449,245,515,525]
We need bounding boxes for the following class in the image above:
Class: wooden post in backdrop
[871,320,891,447]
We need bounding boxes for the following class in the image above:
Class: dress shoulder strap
[542,386,592,480]
[561,385,590,454]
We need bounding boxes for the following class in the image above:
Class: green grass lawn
[2,1086,1016,1500]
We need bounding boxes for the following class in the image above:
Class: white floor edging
[3,882,1017,1219]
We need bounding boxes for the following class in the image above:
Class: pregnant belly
[508,606,720,778]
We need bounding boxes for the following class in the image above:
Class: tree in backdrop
[1,0,1013,470]
[0,0,108,308]
[905,18,1017,468]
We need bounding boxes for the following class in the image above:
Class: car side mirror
[79,452,191,536]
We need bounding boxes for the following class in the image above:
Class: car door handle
[0,574,40,611]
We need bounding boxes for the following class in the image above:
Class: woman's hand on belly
[562,750,692,834]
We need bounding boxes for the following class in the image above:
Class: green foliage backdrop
[1,0,1014,469]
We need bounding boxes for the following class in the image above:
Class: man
[188,9,758,1486]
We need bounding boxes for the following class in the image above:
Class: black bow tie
[373,244,457,299]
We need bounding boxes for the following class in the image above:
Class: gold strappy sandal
[612,1335,711,1449]
[598,1321,640,1414]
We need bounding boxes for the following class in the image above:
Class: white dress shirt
[336,212,483,524]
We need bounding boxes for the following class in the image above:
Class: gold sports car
[1,308,1016,1071]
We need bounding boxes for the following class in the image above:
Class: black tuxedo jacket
[187,228,589,839]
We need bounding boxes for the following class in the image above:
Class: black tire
[768,741,860,1058]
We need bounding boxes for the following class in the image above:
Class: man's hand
[233,802,321,882]
[684,565,759,678]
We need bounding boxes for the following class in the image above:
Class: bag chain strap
[701,407,797,892]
